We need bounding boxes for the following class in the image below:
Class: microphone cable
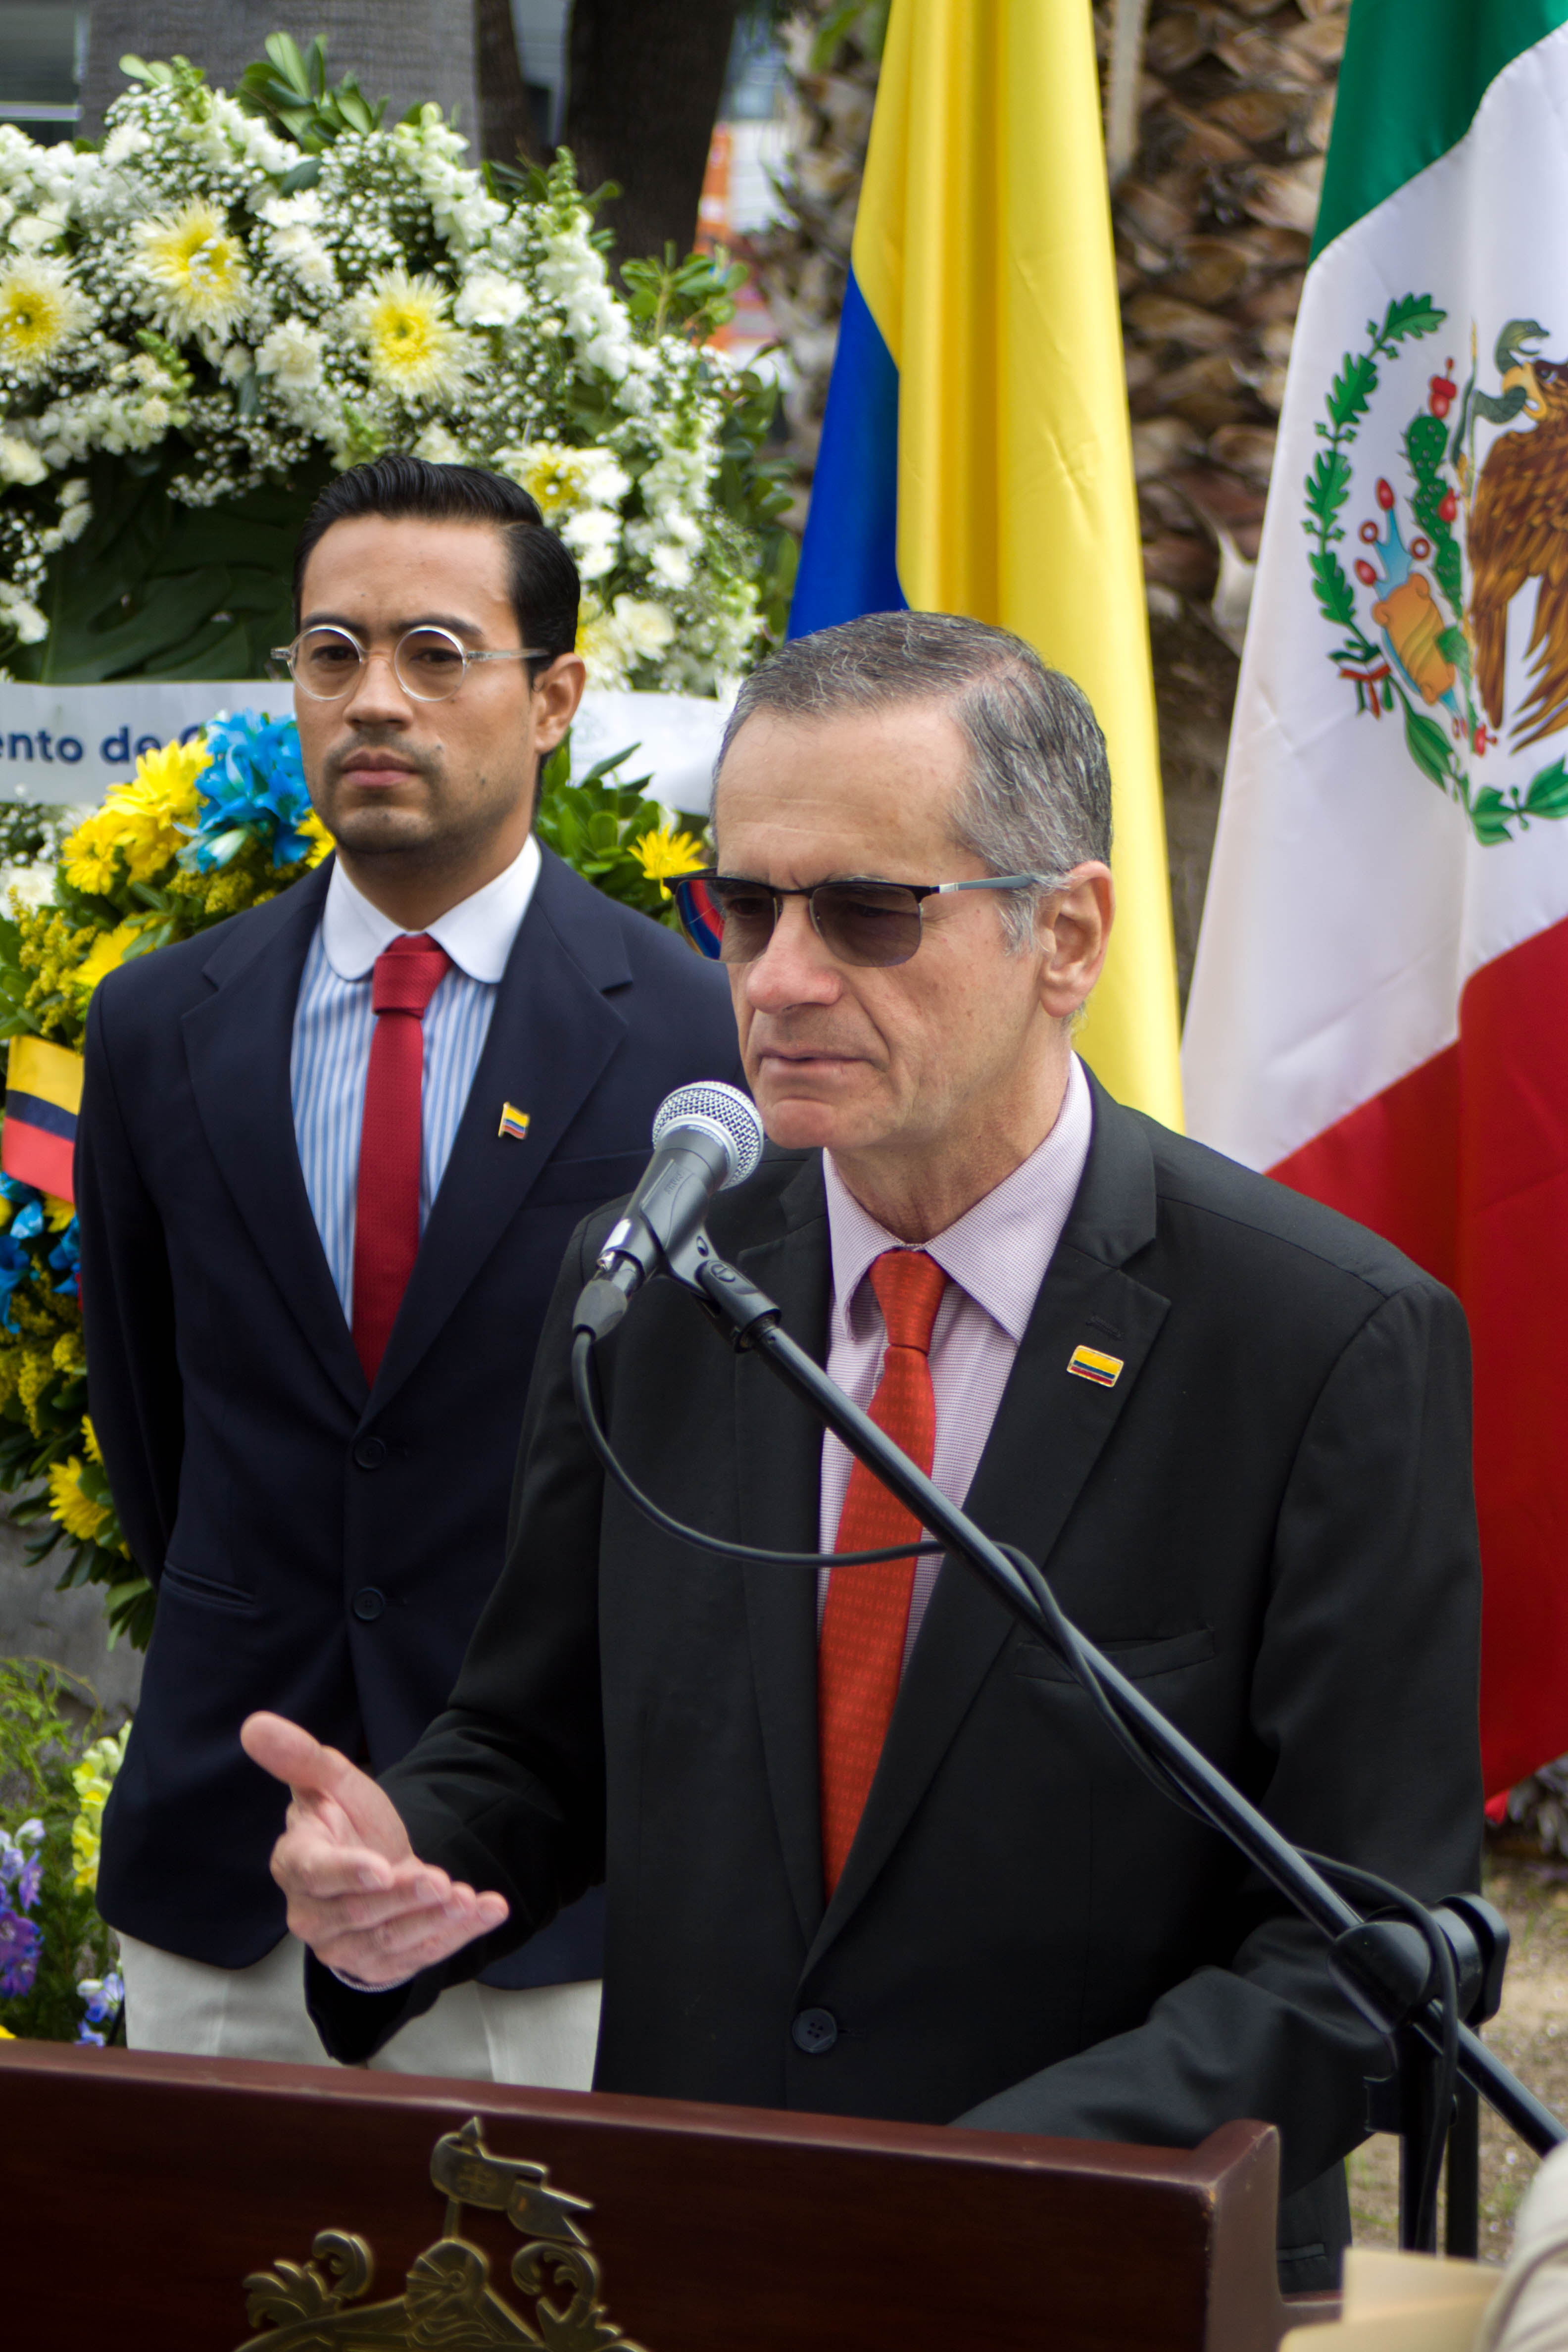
[570,1330,943,1570]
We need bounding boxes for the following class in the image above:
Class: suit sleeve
[308,1215,611,2060]
[76,980,184,1585]
[955,1278,1483,2195]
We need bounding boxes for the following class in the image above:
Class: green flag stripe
[1312,0,1568,261]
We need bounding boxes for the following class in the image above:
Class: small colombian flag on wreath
[2,1036,84,1204]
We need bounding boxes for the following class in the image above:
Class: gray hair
[715,612,1112,951]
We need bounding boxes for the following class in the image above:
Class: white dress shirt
[818,1052,1095,1669]
[290,836,542,1317]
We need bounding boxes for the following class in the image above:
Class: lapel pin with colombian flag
[3,1035,83,1203]
[1067,1344,1124,1389]
[497,1103,530,1143]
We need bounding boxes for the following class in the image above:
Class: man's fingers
[306,1885,511,1987]
[243,1711,412,1863]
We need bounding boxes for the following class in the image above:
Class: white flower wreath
[0,50,780,694]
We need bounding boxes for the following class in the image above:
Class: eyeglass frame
[672,867,1066,967]
[269,622,554,703]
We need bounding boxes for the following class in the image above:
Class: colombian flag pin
[497,1103,530,1142]
[1067,1344,1124,1389]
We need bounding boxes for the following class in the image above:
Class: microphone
[574,1081,764,1339]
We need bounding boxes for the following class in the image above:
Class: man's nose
[742,896,841,1012]
[341,648,413,727]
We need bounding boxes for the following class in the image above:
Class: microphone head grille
[651,1080,765,1189]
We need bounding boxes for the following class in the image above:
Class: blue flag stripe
[4,1089,77,1142]
[788,269,906,639]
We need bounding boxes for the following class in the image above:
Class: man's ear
[531,652,587,755]
[1038,864,1115,1021]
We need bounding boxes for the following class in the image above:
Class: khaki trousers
[118,1930,602,2087]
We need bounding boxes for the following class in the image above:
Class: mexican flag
[1182,1,1568,1797]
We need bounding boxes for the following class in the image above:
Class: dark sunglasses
[672,869,1057,970]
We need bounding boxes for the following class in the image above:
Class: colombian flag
[3,1035,82,1203]
[791,0,1182,1125]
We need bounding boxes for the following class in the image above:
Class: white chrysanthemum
[132,200,249,334]
[609,595,677,664]
[0,433,45,485]
[256,321,324,389]
[0,257,94,378]
[561,508,620,581]
[499,440,630,523]
[454,271,526,330]
[10,212,62,254]
[345,268,475,402]
[102,123,148,166]
[413,422,466,462]
[648,540,694,591]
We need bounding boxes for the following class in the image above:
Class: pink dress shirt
[818,1053,1095,1671]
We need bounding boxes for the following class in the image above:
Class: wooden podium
[1,2040,1306,2350]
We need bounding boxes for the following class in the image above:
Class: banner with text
[0,683,730,812]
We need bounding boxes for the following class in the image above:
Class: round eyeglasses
[672,869,1060,970]
[270,625,549,704]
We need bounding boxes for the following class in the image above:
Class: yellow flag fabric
[852,0,1182,1125]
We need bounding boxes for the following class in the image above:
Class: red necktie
[351,932,451,1384]
[818,1248,948,1896]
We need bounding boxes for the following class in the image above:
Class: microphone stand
[662,1241,1566,2249]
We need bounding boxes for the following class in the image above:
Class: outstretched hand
[241,1712,509,1988]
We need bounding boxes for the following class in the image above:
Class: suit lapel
[181,861,365,1411]
[805,1081,1172,1968]
[368,850,631,1416]
[734,1158,833,1950]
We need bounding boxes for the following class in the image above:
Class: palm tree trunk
[564,0,742,262]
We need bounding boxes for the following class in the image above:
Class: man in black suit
[248,612,1479,2284]
[77,455,737,2080]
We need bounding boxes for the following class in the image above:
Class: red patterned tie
[818,1247,948,1896]
[351,932,451,1384]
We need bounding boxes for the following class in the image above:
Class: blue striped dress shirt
[290,836,542,1320]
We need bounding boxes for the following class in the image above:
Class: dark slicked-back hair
[716,612,1112,949]
[293,454,580,668]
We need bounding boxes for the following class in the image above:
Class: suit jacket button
[791,2007,838,2055]
[352,1587,386,1622]
[353,1437,387,1470]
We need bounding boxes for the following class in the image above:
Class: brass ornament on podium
[235,2115,648,2350]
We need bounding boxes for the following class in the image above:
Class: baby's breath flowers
[0,51,784,690]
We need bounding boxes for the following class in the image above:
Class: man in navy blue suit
[76,454,739,2081]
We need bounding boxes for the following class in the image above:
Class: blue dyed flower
[184,709,319,871]
[0,1234,29,1333]
[0,1175,44,1241]
[49,1217,79,1300]
[14,1853,41,1911]
[0,1905,41,1997]
[76,2024,105,2046]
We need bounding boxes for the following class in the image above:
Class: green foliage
[9,445,329,685]
[1399,691,1457,789]
[621,245,749,344]
[0,1660,118,2044]
[534,739,709,924]
[810,0,892,67]
[233,33,386,153]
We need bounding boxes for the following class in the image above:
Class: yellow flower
[132,201,249,334]
[82,1414,103,1466]
[49,1454,111,1546]
[506,441,629,524]
[0,258,93,378]
[629,825,708,899]
[298,808,334,868]
[44,1195,73,1230]
[62,735,207,893]
[71,1724,130,1894]
[0,2022,12,2038]
[67,921,147,1001]
[354,268,473,400]
[575,593,622,688]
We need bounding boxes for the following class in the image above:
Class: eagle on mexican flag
[1183,1,1568,1798]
